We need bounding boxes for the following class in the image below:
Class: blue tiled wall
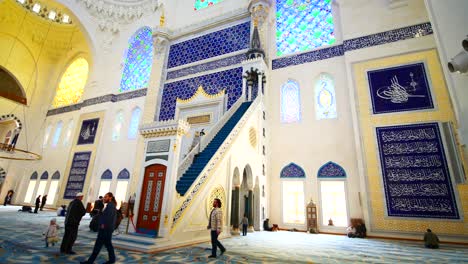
[167,22,250,69]
[159,67,243,121]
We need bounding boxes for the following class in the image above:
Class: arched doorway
[136,164,167,237]
[240,165,254,232]
[230,167,240,235]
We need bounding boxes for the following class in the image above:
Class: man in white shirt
[207,198,226,258]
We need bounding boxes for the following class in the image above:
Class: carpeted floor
[0,206,467,263]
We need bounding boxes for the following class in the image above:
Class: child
[43,218,59,247]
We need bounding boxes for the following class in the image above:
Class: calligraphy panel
[77,118,99,145]
[147,140,170,154]
[368,63,434,114]
[376,123,459,219]
[63,151,91,199]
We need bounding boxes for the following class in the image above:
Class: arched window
[194,0,224,10]
[47,171,61,205]
[24,171,38,203]
[115,169,130,207]
[128,107,141,139]
[318,161,348,227]
[280,80,301,123]
[43,124,53,147]
[315,73,337,120]
[112,110,124,141]
[36,171,48,199]
[63,119,74,146]
[120,27,154,92]
[276,0,335,56]
[280,162,305,225]
[52,121,63,147]
[98,170,113,197]
[51,58,89,108]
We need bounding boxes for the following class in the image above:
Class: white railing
[177,98,245,180]
[200,97,244,151]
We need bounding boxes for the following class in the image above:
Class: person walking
[43,218,59,248]
[60,192,86,255]
[241,214,249,236]
[34,195,41,213]
[80,192,117,264]
[40,195,48,211]
[207,198,225,258]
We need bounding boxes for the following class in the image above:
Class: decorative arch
[120,26,154,92]
[315,73,337,120]
[280,162,306,178]
[275,0,336,56]
[117,169,130,179]
[232,167,240,187]
[51,57,89,108]
[30,171,38,180]
[280,79,301,123]
[40,171,49,180]
[0,66,27,104]
[317,161,346,178]
[206,185,226,218]
[51,171,60,179]
[0,114,23,130]
[101,169,113,180]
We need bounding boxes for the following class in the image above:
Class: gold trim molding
[176,86,225,104]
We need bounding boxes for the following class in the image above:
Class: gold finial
[160,4,165,27]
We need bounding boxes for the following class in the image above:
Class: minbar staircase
[176,101,253,196]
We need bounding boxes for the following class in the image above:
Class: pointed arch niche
[115,169,130,206]
[280,162,305,225]
[315,73,337,120]
[317,161,348,227]
[98,169,113,197]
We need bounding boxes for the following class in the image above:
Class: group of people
[34,194,48,213]
[346,221,367,238]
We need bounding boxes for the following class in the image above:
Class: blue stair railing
[176,102,253,196]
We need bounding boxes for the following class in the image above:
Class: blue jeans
[242,224,248,236]
[86,229,115,263]
[210,230,225,256]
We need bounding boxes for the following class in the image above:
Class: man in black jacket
[60,192,86,254]
[34,195,41,213]
[81,192,117,264]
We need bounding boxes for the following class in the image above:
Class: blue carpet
[0,207,467,263]
[176,101,252,196]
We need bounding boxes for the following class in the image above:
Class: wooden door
[136,164,166,237]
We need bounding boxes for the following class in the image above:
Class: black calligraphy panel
[63,151,91,199]
[376,123,459,219]
[77,118,99,145]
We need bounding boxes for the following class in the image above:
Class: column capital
[152,26,171,57]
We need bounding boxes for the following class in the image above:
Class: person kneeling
[424,229,439,249]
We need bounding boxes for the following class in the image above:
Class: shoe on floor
[208,255,216,258]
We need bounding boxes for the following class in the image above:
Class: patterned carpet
[0,206,467,263]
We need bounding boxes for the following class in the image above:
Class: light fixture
[48,10,56,20]
[17,0,26,4]
[62,14,70,23]
[32,3,41,13]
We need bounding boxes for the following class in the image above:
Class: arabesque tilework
[159,68,243,121]
[353,49,468,235]
[167,22,250,69]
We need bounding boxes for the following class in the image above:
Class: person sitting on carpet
[355,222,367,238]
[263,218,273,231]
[424,229,440,249]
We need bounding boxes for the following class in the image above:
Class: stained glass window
[315,73,337,120]
[120,27,154,92]
[194,0,224,10]
[52,58,88,108]
[281,80,301,123]
[112,110,124,141]
[276,0,335,57]
[128,107,141,139]
[63,119,73,146]
[43,124,52,147]
[52,121,63,147]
